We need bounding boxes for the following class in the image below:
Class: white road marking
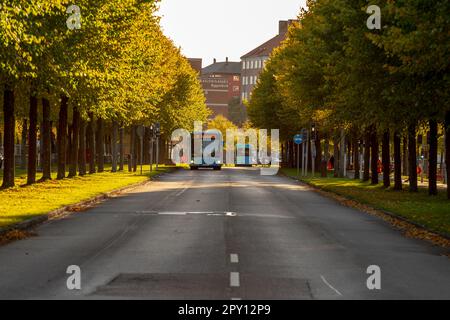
[226,212,237,217]
[231,298,242,301]
[320,275,343,296]
[158,212,187,216]
[230,272,240,287]
[230,254,239,264]
[175,187,189,197]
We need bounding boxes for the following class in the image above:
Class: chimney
[279,20,288,35]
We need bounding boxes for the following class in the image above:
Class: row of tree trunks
[79,120,87,176]
[128,125,135,172]
[40,97,52,182]
[111,121,119,173]
[27,94,38,185]
[402,136,408,176]
[393,131,402,190]
[363,130,371,182]
[57,96,68,180]
[96,118,105,173]
[315,130,322,174]
[382,130,390,188]
[353,137,360,180]
[87,113,96,175]
[408,124,418,192]
[119,127,124,171]
[370,127,379,185]
[445,111,450,199]
[20,119,27,170]
[68,107,80,177]
[2,86,15,188]
[428,119,438,196]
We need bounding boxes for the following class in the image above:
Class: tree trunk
[20,119,27,170]
[402,135,408,176]
[428,119,438,196]
[96,118,104,172]
[408,123,418,192]
[370,127,379,185]
[2,86,15,188]
[68,107,80,177]
[57,96,68,180]
[445,111,450,199]
[87,113,96,174]
[134,126,139,172]
[111,121,118,172]
[363,130,371,182]
[339,129,346,178]
[78,119,86,176]
[393,131,402,190]
[315,130,322,173]
[333,135,339,178]
[128,127,134,172]
[27,94,38,185]
[382,130,390,188]
[119,127,124,171]
[353,138,360,180]
[40,98,52,181]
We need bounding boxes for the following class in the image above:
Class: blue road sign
[294,134,303,145]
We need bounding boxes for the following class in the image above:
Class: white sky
[158,0,307,68]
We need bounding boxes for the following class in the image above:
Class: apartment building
[240,20,296,102]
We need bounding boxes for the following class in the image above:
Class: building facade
[201,58,241,119]
[188,58,202,75]
[240,20,295,102]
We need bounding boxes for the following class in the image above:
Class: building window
[233,86,240,92]
[233,75,240,82]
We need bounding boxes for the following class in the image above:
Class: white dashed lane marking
[230,272,240,287]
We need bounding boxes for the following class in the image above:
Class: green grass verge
[0,165,172,228]
[281,168,450,236]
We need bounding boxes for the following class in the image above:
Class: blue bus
[235,143,256,167]
[190,132,223,171]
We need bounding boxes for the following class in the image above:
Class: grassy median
[281,168,450,236]
[0,166,170,228]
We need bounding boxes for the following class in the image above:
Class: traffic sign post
[301,129,307,176]
[294,134,303,179]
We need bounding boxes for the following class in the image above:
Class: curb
[0,168,179,237]
[279,172,450,243]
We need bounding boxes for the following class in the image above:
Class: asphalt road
[0,167,449,300]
